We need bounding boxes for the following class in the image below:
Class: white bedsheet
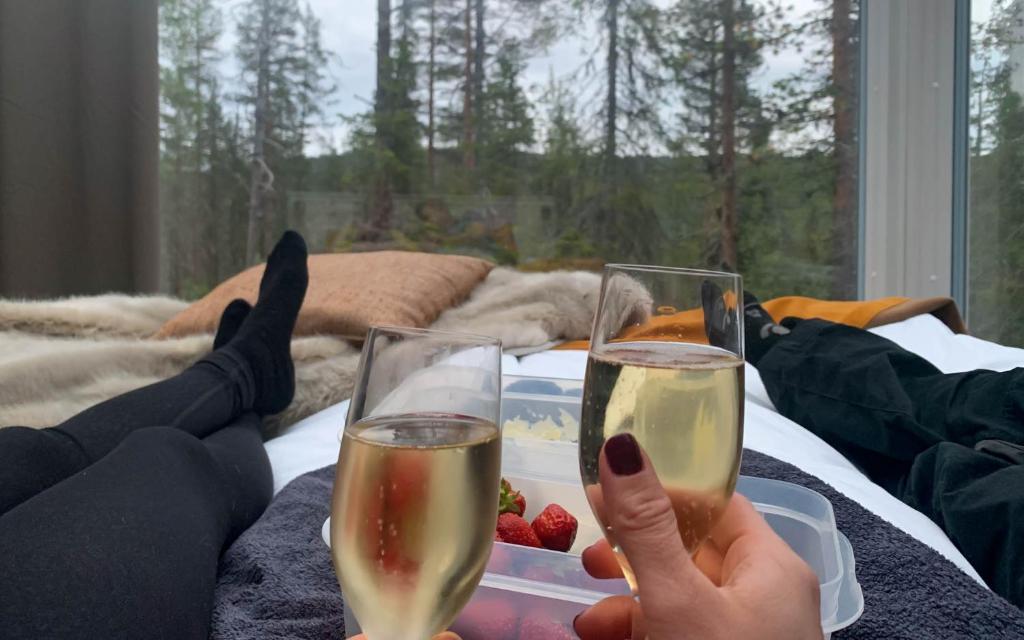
[266,314,1024,585]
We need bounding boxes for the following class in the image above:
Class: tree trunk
[474,0,485,147]
[207,93,222,279]
[369,0,393,235]
[604,0,620,179]
[719,0,738,271]
[246,0,273,266]
[427,0,437,189]
[375,0,391,131]
[462,0,475,171]
[974,59,986,157]
[830,0,857,298]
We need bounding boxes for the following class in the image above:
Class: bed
[265,312,1024,588]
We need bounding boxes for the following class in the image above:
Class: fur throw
[0,326,360,438]
[432,267,651,354]
[0,269,628,437]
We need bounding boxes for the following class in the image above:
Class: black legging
[0,349,272,639]
[755,318,1024,607]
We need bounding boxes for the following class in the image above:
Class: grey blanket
[212,450,1024,639]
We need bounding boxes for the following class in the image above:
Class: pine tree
[770,0,859,296]
[159,0,230,295]
[236,0,330,263]
[477,41,534,194]
[969,0,1024,346]
[294,2,332,188]
[661,0,782,271]
[427,0,440,189]
[535,76,590,245]
[578,0,664,178]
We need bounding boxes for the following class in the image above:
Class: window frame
[951,0,971,313]
[861,0,959,301]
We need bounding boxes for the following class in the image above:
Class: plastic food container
[335,465,863,639]
[337,385,864,639]
[500,375,583,443]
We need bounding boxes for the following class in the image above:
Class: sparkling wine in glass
[331,326,503,640]
[579,265,744,591]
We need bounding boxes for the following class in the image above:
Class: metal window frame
[861,0,959,300]
[857,0,869,299]
[951,0,971,314]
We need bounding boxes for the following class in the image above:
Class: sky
[209,0,830,154]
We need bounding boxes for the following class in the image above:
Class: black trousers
[756,318,1024,607]
[0,349,273,639]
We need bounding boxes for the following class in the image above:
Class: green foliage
[478,41,535,194]
[159,0,249,295]
[967,0,1024,347]
[160,0,876,323]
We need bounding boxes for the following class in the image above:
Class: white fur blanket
[0,269,630,436]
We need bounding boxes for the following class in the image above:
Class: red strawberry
[518,618,575,640]
[531,504,578,552]
[496,513,543,548]
[452,597,519,640]
[499,478,527,516]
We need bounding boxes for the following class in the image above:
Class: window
[969,0,1024,347]
[158,0,861,301]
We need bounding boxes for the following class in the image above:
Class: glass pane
[159,0,860,300]
[969,0,1024,347]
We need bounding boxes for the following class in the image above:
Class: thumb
[598,433,717,617]
[348,634,460,640]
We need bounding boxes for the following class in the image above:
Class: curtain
[0,0,159,298]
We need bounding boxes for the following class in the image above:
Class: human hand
[574,433,822,640]
[346,630,458,634]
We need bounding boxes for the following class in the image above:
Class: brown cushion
[155,252,494,341]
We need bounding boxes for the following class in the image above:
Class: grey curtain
[0,0,159,298]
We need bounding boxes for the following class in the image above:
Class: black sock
[219,230,309,416]
[701,280,740,354]
[743,291,790,365]
[213,299,252,350]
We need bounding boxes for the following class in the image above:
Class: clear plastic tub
[333,470,863,639]
[336,385,863,638]
[500,375,583,443]
[737,475,844,625]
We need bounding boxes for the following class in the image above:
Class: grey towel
[212,450,1024,639]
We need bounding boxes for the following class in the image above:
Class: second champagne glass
[579,265,744,591]
[331,326,503,640]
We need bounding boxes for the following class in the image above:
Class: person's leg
[739,297,1024,602]
[0,414,271,640]
[750,314,1024,492]
[0,231,307,515]
[899,442,1024,607]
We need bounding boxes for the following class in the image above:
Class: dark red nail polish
[573,613,582,630]
[604,433,643,475]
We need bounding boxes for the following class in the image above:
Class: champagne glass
[579,265,744,591]
[331,326,503,640]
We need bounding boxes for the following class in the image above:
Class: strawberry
[531,504,578,552]
[452,597,519,640]
[496,513,543,548]
[499,478,527,516]
[517,618,575,640]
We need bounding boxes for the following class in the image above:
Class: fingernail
[572,613,582,632]
[604,433,643,475]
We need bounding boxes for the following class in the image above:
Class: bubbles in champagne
[579,342,744,586]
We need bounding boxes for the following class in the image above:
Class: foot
[226,231,309,415]
[742,291,790,364]
[213,299,252,350]
[701,281,739,353]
